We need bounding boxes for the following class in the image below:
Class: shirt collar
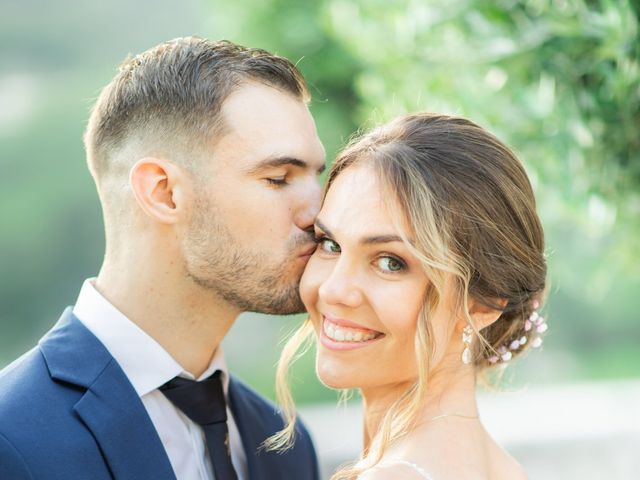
[72,279,230,397]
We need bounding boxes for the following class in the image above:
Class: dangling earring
[462,325,473,365]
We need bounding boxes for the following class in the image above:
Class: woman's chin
[319,377,352,390]
[316,360,359,391]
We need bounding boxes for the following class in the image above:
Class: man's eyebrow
[315,218,403,244]
[246,156,326,174]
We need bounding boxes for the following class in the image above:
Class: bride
[267,112,547,479]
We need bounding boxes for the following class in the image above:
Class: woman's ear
[129,157,187,224]
[468,297,508,330]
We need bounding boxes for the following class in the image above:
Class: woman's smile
[300,163,427,391]
[320,314,385,351]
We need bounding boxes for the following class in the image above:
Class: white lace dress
[368,460,434,479]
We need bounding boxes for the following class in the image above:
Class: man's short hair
[83,37,310,180]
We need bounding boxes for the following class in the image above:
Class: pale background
[1,0,639,478]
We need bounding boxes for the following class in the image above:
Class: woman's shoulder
[359,460,434,480]
[358,456,527,480]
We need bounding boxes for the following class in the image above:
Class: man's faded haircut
[83,37,310,180]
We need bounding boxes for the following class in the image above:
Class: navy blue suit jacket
[0,309,319,479]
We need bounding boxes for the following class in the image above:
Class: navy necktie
[160,370,239,480]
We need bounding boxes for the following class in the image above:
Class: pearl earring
[462,325,473,365]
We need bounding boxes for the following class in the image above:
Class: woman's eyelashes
[313,233,408,274]
[375,255,407,273]
[314,236,341,253]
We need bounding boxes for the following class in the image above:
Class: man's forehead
[219,82,306,127]
[211,85,325,171]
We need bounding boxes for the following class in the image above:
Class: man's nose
[295,177,323,232]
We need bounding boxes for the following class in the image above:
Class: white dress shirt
[72,279,248,480]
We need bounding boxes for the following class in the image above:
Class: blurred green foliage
[1,0,638,403]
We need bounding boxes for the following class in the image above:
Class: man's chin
[262,276,308,314]
[202,258,309,314]
[254,292,308,315]
[256,262,308,314]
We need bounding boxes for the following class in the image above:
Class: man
[0,37,326,479]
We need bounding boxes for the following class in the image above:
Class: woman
[267,113,547,479]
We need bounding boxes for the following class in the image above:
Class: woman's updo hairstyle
[327,112,547,367]
[265,114,547,474]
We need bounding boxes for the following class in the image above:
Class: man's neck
[95,264,240,378]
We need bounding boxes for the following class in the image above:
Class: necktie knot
[160,371,227,426]
[160,370,239,479]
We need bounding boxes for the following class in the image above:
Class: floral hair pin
[488,300,547,364]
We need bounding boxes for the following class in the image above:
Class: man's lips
[298,243,317,258]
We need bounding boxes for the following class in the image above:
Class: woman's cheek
[300,256,322,313]
[370,282,422,336]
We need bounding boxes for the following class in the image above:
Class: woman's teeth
[323,320,379,343]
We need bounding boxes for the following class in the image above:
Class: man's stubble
[183,195,313,315]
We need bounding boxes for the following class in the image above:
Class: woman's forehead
[319,164,413,240]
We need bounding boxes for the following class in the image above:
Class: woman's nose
[317,259,363,308]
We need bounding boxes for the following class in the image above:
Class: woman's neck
[361,381,412,451]
[361,364,479,451]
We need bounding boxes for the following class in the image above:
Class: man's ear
[129,157,187,224]
[468,297,508,331]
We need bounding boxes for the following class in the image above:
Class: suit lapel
[39,309,176,480]
[73,360,176,479]
[228,377,301,480]
[228,377,271,480]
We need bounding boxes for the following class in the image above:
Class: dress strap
[371,460,434,479]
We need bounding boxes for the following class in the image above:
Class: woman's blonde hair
[264,113,547,479]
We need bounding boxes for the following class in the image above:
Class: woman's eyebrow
[314,218,331,235]
[361,234,403,245]
[315,218,403,244]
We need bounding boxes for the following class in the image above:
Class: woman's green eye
[378,256,405,272]
[320,238,341,253]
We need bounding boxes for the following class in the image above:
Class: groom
[0,37,325,479]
